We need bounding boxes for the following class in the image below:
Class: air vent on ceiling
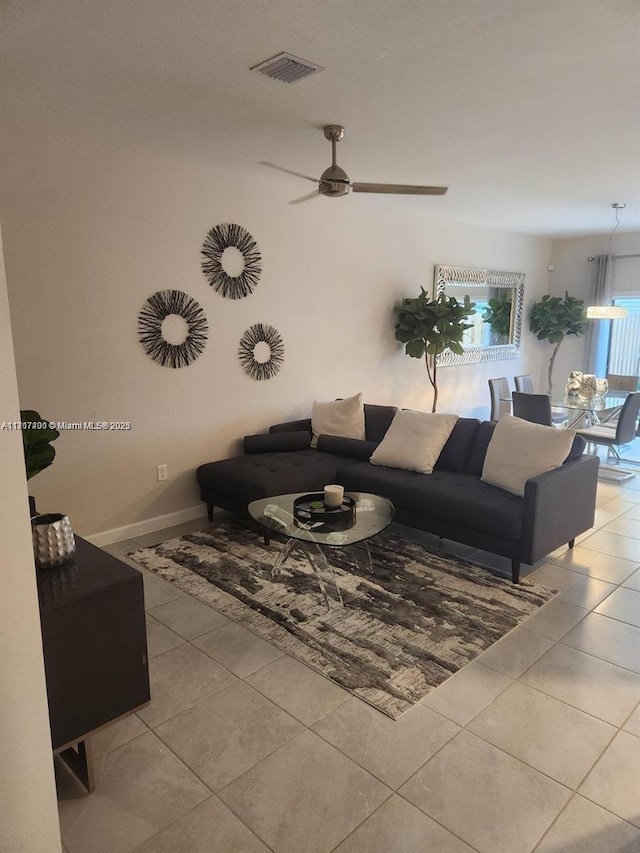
[250,52,324,83]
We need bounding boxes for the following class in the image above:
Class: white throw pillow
[311,393,366,447]
[370,410,458,474]
[481,414,576,497]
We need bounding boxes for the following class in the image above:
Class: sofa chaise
[196,403,599,583]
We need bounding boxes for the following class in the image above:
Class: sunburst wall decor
[238,323,285,381]
[201,223,262,299]
[138,290,208,368]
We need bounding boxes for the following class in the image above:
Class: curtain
[584,254,611,376]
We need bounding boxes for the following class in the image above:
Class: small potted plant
[529,293,589,395]
[395,288,476,412]
[21,410,59,516]
[21,411,75,569]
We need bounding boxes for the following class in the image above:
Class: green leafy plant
[529,293,589,394]
[395,288,476,412]
[482,293,512,344]
[20,410,59,480]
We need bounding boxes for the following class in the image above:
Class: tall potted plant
[529,293,589,395]
[395,288,476,412]
[482,293,512,345]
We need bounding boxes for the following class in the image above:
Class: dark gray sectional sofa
[196,403,599,583]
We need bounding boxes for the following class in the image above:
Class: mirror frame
[434,264,525,366]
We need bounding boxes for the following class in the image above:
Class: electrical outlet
[157,464,168,482]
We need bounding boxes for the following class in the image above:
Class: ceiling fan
[262,125,448,204]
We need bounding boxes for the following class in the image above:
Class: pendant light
[587,203,629,319]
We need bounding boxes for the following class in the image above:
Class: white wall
[1,128,551,538]
[549,231,640,388]
[0,227,62,853]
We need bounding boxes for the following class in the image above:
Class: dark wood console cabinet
[37,536,150,791]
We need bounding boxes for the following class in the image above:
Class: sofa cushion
[197,450,352,503]
[317,434,379,460]
[466,421,496,476]
[566,434,586,461]
[338,462,524,541]
[435,417,481,473]
[370,411,459,474]
[244,431,311,454]
[311,393,365,447]
[481,414,576,497]
[364,404,398,442]
[466,420,585,477]
[269,418,312,435]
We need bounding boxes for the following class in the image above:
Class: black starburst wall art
[238,323,285,381]
[201,223,262,299]
[138,290,209,368]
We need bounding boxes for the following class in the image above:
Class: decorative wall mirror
[434,264,525,365]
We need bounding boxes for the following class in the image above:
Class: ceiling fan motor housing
[319,163,351,196]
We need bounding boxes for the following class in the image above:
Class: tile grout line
[555,634,640,678]
[529,792,582,853]
[145,643,309,736]
[307,703,458,793]
[543,557,639,586]
[422,664,515,730]
[516,665,640,730]
[147,706,293,853]
[126,792,277,853]
[616,695,640,734]
[477,612,640,683]
[327,790,487,853]
[508,627,640,728]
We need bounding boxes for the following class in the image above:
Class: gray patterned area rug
[129,519,555,719]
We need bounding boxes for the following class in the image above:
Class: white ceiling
[1,0,639,237]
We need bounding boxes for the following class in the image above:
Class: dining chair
[514,374,535,393]
[597,375,637,430]
[577,392,640,463]
[512,392,553,426]
[488,377,510,422]
[606,373,638,392]
[514,374,567,425]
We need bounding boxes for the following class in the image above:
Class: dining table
[548,392,629,428]
[501,391,630,429]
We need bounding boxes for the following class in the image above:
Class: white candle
[324,484,344,508]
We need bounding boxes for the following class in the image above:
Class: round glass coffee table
[248,491,395,610]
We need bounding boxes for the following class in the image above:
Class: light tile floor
[56,474,640,853]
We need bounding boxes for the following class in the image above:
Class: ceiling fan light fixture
[586,202,629,321]
[320,181,351,197]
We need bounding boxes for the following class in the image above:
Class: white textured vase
[578,374,598,398]
[32,513,76,570]
[595,378,609,397]
[565,371,583,397]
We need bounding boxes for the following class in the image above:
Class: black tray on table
[293,493,356,530]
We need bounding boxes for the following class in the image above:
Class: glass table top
[549,392,629,411]
[248,491,395,546]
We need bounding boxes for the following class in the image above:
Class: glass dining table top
[500,391,628,411]
[499,390,629,427]
[549,392,629,411]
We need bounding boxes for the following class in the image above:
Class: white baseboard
[85,504,209,547]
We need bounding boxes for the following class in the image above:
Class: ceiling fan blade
[351,182,448,196]
[260,161,319,184]
[288,190,320,205]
